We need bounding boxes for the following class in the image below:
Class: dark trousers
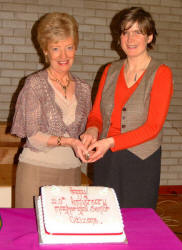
[93,148,161,209]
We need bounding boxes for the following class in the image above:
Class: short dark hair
[119,7,157,50]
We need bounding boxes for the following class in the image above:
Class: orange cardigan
[86,63,173,152]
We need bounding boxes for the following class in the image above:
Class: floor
[156,194,182,241]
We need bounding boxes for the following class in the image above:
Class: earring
[44,54,49,64]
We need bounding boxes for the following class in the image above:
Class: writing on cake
[51,187,110,224]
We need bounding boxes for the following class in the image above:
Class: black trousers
[93,148,161,209]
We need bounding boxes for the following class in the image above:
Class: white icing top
[41,186,125,236]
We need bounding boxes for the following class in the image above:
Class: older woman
[11,12,91,208]
[81,7,173,209]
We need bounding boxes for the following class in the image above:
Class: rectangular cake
[35,185,127,244]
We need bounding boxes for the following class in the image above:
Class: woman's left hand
[86,137,114,163]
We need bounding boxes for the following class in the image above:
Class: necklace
[54,78,71,99]
[134,73,137,82]
[125,56,151,84]
[48,70,71,99]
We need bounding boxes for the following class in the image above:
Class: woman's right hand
[80,127,99,149]
[69,138,89,162]
[52,136,90,163]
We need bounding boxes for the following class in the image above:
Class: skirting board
[159,185,182,195]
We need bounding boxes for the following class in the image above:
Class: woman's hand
[67,138,89,162]
[55,137,89,163]
[86,137,114,163]
[80,127,99,149]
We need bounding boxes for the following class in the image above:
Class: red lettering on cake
[90,204,109,213]
[70,216,99,224]
[51,188,111,225]
[51,198,57,204]
[70,187,87,195]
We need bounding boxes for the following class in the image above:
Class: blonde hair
[37,12,79,52]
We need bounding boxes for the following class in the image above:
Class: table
[0,208,182,250]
